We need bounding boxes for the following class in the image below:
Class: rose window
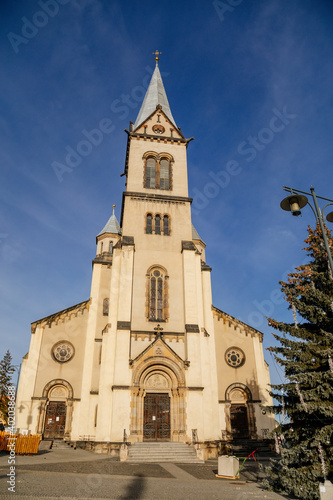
[52,342,74,363]
[225,347,245,368]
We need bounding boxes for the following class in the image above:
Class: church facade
[16,58,275,457]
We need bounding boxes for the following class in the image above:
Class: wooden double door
[230,404,249,438]
[143,393,170,441]
[44,401,66,439]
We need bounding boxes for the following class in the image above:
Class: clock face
[152,124,165,134]
[225,347,245,368]
[52,341,74,363]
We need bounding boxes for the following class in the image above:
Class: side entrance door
[44,401,66,439]
[143,393,170,441]
[230,404,249,438]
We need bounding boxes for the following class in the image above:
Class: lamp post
[280,186,333,277]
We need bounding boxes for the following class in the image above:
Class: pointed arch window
[103,298,109,316]
[147,267,168,321]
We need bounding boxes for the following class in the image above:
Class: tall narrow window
[163,215,169,236]
[155,215,161,235]
[147,267,168,321]
[150,277,156,320]
[100,242,103,254]
[103,298,109,316]
[146,158,156,188]
[157,277,163,319]
[144,152,173,191]
[146,214,152,234]
[160,159,170,190]
[109,241,113,253]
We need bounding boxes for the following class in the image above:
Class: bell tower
[108,53,221,443]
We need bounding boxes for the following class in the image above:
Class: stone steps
[49,439,70,449]
[127,442,204,463]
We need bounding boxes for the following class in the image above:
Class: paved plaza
[0,445,289,499]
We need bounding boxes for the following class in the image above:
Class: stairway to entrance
[127,442,204,463]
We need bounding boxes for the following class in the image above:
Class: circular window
[225,347,245,368]
[52,341,74,363]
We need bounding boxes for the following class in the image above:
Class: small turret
[96,205,121,257]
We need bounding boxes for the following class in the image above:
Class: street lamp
[280,186,333,277]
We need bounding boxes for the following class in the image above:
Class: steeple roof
[192,224,203,242]
[133,62,177,130]
[97,206,121,236]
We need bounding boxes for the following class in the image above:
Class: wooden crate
[0,431,41,454]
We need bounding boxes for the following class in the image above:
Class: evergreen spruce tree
[0,350,13,424]
[264,223,333,500]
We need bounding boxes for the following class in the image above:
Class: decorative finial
[154,324,163,336]
[112,204,116,215]
[152,50,162,63]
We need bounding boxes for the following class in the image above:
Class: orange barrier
[0,431,41,454]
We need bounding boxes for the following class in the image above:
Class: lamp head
[326,211,333,223]
[280,194,308,217]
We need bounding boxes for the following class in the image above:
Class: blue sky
[1,0,333,389]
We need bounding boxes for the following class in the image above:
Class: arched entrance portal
[37,379,74,439]
[225,384,257,439]
[130,356,186,443]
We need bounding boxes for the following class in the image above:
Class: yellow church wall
[16,324,44,433]
[122,197,192,244]
[33,310,89,399]
[94,264,112,336]
[213,314,262,401]
[125,138,189,198]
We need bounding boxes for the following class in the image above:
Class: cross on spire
[154,324,163,336]
[152,50,162,62]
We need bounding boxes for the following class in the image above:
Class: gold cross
[154,324,163,336]
[152,50,162,62]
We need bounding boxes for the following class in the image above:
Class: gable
[131,334,185,366]
[133,107,184,140]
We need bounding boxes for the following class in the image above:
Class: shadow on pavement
[120,473,145,499]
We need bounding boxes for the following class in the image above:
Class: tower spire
[133,55,176,130]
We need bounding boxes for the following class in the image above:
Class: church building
[16,55,276,458]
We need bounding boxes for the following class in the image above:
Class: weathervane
[152,50,162,62]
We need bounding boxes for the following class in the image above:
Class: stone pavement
[0,446,290,499]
